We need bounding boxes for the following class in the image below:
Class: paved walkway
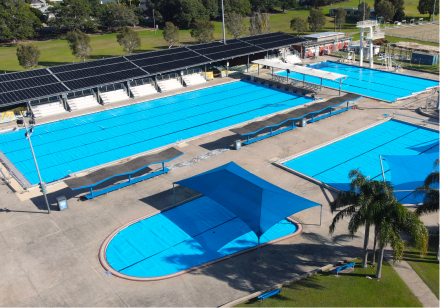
[385,250,439,307]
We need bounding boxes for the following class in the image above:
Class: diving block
[65,148,183,199]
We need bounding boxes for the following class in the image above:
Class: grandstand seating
[157,79,184,92]
[31,101,66,118]
[130,83,158,98]
[99,89,130,104]
[182,74,206,87]
[67,95,100,111]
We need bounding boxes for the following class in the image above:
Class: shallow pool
[105,196,298,278]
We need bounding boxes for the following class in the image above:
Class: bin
[234,140,242,150]
[299,118,307,127]
[56,195,68,211]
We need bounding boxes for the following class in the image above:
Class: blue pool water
[282,119,439,204]
[275,61,439,102]
[0,81,312,185]
[106,196,298,278]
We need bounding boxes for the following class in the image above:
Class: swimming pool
[103,196,299,279]
[0,81,312,185]
[280,119,439,204]
[275,61,439,102]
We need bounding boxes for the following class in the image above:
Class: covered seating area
[65,148,183,199]
[232,93,361,145]
[252,59,347,95]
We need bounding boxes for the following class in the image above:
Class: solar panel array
[0,32,308,107]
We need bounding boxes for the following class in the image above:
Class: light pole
[21,119,51,214]
[221,0,226,44]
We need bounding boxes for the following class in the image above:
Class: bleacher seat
[31,101,66,118]
[67,95,100,111]
[99,89,130,104]
[157,79,183,92]
[130,84,158,98]
[182,74,206,87]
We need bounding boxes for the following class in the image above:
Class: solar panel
[49,57,127,73]
[240,32,286,42]
[64,68,146,90]
[142,56,210,74]
[0,75,59,93]
[126,47,189,61]
[132,50,198,67]
[55,62,138,82]
[257,38,305,50]
[0,69,50,83]
[206,46,263,61]
[0,83,67,105]
[192,42,253,56]
[188,39,244,51]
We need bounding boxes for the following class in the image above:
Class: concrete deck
[0,59,438,307]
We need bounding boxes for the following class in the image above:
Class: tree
[153,0,209,28]
[329,170,396,268]
[375,0,395,21]
[29,6,48,24]
[202,0,218,18]
[374,201,428,278]
[335,7,346,31]
[249,11,270,36]
[16,44,40,69]
[417,0,439,19]
[66,29,92,61]
[357,2,371,21]
[162,22,180,48]
[415,159,439,216]
[389,0,405,20]
[130,6,145,25]
[290,16,308,35]
[190,19,214,43]
[225,11,246,39]
[224,0,252,16]
[48,0,96,31]
[279,0,297,12]
[96,3,139,29]
[0,0,41,42]
[116,26,141,54]
[307,8,326,33]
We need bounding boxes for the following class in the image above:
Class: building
[291,32,351,58]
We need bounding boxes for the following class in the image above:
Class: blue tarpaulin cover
[382,152,439,204]
[175,162,320,237]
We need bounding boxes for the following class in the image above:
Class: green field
[404,237,440,299]
[237,259,422,307]
[0,0,437,72]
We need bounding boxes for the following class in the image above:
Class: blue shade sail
[175,162,320,237]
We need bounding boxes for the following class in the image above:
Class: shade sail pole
[173,183,176,203]
[257,236,261,261]
[379,155,386,182]
[339,78,342,96]
[320,204,323,226]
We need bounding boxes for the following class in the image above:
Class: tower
[356,20,384,68]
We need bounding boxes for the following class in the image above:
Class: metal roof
[252,59,347,81]
[0,32,310,108]
[303,32,344,38]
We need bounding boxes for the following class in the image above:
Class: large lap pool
[0,81,312,185]
[281,119,439,204]
[104,196,299,279]
[275,61,438,102]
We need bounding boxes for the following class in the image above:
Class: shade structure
[382,152,439,204]
[175,162,320,237]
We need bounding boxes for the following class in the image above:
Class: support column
[315,45,318,58]
[320,78,322,91]
[204,64,207,80]
[369,39,374,68]
[247,55,249,72]
[379,155,386,182]
[303,74,305,87]
[258,64,259,76]
[339,78,342,96]
[272,67,273,80]
[359,28,364,67]
[320,204,323,226]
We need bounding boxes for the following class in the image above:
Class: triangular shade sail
[175,162,320,237]
[382,152,439,204]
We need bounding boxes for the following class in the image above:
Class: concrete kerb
[219,257,359,307]
[98,195,304,282]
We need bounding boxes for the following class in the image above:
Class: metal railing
[130,78,154,87]
[67,89,95,99]
[29,95,62,106]
[157,73,179,81]
[98,83,125,93]
[182,68,202,76]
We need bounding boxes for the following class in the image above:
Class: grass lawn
[237,258,422,307]
[0,0,437,72]
[404,237,439,299]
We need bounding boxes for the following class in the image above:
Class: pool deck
[0,58,438,307]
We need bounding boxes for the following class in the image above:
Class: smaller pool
[275,61,439,102]
[104,196,299,279]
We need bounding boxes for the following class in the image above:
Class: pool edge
[98,196,303,281]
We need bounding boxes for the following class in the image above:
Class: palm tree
[329,170,396,268]
[415,158,439,216]
[374,202,428,278]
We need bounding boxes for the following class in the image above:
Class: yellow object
[204,71,214,80]
[0,107,26,123]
